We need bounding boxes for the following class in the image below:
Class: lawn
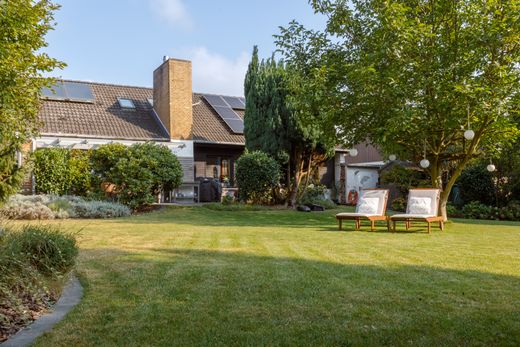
[32,206,520,346]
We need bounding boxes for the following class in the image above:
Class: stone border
[1,276,83,347]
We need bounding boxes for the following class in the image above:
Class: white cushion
[357,197,379,215]
[408,197,432,215]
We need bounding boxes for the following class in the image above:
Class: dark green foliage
[298,184,336,210]
[33,149,92,196]
[462,202,496,220]
[202,203,267,212]
[236,151,280,204]
[276,0,520,219]
[2,225,78,275]
[244,46,334,206]
[498,201,520,221]
[380,166,430,196]
[391,198,407,212]
[33,148,70,195]
[0,0,65,202]
[456,164,496,206]
[91,142,183,209]
[0,224,78,338]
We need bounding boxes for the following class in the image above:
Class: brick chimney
[153,58,193,140]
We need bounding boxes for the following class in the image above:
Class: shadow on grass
[36,246,520,347]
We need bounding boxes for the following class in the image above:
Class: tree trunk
[430,161,447,221]
[288,149,304,208]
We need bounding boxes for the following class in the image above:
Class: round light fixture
[486,164,496,172]
[420,159,430,168]
[349,148,358,157]
[464,129,475,140]
[389,154,397,161]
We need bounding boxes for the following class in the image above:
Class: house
[27,57,383,201]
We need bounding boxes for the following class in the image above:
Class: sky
[43,0,327,97]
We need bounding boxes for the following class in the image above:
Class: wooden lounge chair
[388,188,444,233]
[336,189,389,231]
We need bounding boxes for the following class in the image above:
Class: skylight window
[118,98,135,109]
[147,98,154,106]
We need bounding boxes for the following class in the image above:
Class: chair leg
[439,221,444,231]
[405,220,409,230]
[338,219,342,231]
[427,222,431,234]
[370,220,375,232]
[392,220,396,232]
[355,219,360,230]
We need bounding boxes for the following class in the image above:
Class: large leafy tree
[277,0,519,219]
[244,47,335,206]
[0,0,64,202]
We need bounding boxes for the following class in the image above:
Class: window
[118,98,135,109]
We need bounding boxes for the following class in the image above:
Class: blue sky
[44,0,326,96]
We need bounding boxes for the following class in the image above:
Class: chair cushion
[408,197,432,215]
[357,197,379,215]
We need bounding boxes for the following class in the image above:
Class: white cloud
[177,47,250,96]
[149,0,192,30]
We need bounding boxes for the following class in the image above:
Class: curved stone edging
[1,275,83,347]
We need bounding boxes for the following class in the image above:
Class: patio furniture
[388,188,444,233]
[335,189,389,231]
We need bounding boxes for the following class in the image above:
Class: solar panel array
[202,94,245,134]
[41,81,95,103]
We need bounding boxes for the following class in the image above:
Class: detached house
[30,57,383,201]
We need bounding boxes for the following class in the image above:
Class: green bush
[456,164,496,206]
[2,225,78,275]
[33,148,70,195]
[462,201,494,220]
[91,142,183,209]
[0,224,78,338]
[498,201,520,221]
[70,200,131,218]
[33,149,92,196]
[446,203,464,218]
[221,194,235,205]
[236,151,280,204]
[299,184,336,209]
[391,197,407,212]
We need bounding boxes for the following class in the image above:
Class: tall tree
[277,0,520,219]
[244,47,335,206]
[0,0,64,201]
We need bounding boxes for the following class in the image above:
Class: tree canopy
[276,0,520,218]
[0,0,65,201]
[244,46,336,206]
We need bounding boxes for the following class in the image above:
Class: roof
[39,80,246,144]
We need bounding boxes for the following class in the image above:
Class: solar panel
[64,82,94,102]
[222,96,245,109]
[203,94,244,134]
[41,82,66,100]
[213,106,241,120]
[203,94,227,107]
[41,81,94,103]
[223,118,244,133]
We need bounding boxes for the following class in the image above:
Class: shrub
[462,201,493,219]
[391,197,407,212]
[446,203,464,218]
[0,225,78,338]
[456,164,496,206]
[299,184,336,209]
[236,151,280,204]
[91,143,182,209]
[33,149,92,196]
[2,225,78,275]
[70,200,131,218]
[498,201,520,221]
[221,194,235,205]
[33,148,70,195]
[0,200,56,220]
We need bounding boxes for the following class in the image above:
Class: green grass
[31,206,520,346]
